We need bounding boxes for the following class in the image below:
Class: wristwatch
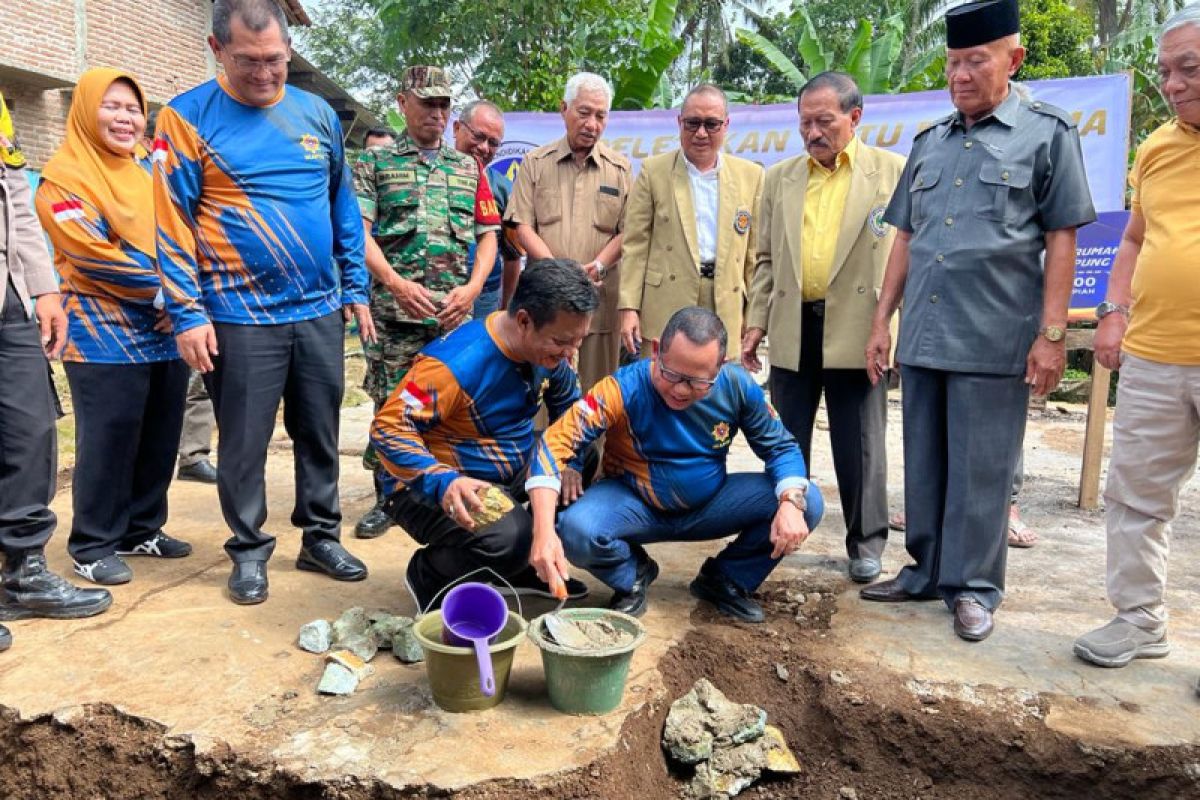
[1039,325,1066,343]
[780,487,807,513]
[594,259,608,280]
[1095,301,1130,321]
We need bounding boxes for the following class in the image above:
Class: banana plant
[735,9,942,95]
[611,0,684,109]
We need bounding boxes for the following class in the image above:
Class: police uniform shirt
[884,88,1096,375]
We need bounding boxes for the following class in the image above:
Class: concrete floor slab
[1,396,1197,794]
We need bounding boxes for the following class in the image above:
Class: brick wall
[0,0,217,168]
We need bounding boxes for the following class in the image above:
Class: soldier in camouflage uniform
[352,65,501,538]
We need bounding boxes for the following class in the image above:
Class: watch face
[1044,326,1066,342]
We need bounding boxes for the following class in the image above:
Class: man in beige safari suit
[618,84,763,357]
[505,71,631,391]
[742,71,904,585]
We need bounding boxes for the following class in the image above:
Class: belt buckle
[699,262,715,279]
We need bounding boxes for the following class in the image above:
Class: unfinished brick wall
[0,0,216,168]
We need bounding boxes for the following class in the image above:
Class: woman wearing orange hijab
[35,68,193,586]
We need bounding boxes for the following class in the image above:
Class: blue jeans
[558,473,824,594]
[472,286,502,319]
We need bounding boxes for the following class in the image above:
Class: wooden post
[1078,362,1111,510]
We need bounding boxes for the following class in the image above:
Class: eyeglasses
[656,357,718,392]
[681,117,726,133]
[229,53,290,73]
[459,118,502,149]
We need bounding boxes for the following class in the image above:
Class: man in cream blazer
[742,72,904,584]
[619,84,763,356]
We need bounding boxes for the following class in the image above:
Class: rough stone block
[297,619,332,654]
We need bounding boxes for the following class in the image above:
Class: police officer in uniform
[860,0,1096,641]
[1,94,113,651]
[352,66,500,538]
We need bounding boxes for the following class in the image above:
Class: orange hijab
[41,68,155,257]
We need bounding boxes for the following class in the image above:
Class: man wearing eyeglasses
[350,67,501,540]
[619,85,763,359]
[452,100,522,319]
[742,72,905,587]
[506,72,631,392]
[526,306,824,621]
[154,0,374,604]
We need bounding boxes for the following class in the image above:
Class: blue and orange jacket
[153,77,368,334]
[527,359,809,512]
[370,314,583,502]
[35,160,177,364]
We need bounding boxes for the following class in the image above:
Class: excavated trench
[1,581,1197,800]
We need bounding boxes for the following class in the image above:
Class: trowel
[542,573,592,650]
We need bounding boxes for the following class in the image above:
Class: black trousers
[768,302,889,560]
[896,365,1028,611]
[0,281,58,555]
[64,359,189,561]
[385,444,600,599]
[206,312,345,562]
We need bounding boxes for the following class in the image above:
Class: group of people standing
[0,0,1197,698]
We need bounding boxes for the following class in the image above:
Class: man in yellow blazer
[619,84,763,356]
[742,72,904,584]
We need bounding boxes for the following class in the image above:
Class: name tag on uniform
[448,175,474,190]
[599,185,620,197]
[379,169,416,184]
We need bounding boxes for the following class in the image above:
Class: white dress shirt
[685,153,721,266]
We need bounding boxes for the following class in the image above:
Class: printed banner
[492,74,1131,213]
[1069,210,1130,321]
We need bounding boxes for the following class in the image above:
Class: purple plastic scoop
[441,582,508,696]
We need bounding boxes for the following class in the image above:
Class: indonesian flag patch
[576,394,600,419]
[151,138,169,163]
[400,381,432,410]
[51,199,85,223]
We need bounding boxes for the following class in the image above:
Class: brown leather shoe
[953,597,994,641]
[859,577,931,603]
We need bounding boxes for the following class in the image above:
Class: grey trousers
[0,281,57,554]
[206,312,345,563]
[177,369,215,467]
[896,365,1029,610]
[769,302,888,560]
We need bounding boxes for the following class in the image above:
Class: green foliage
[373,0,654,111]
[611,0,684,109]
[733,7,943,96]
[293,0,400,117]
[1017,0,1094,80]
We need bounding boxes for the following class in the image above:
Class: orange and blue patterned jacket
[370,314,583,503]
[153,78,368,333]
[527,359,809,512]
[35,159,177,364]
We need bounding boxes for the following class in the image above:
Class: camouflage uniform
[353,133,500,467]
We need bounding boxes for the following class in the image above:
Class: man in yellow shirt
[742,72,904,584]
[1074,7,1200,689]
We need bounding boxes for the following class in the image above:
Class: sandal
[888,511,906,531]
[1007,509,1038,548]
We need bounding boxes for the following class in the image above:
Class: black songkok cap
[945,0,1020,49]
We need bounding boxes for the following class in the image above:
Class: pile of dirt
[2,579,1197,799]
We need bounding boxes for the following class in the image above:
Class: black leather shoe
[0,550,112,620]
[0,623,11,652]
[609,553,659,618]
[953,597,994,642]
[859,577,935,603]
[354,503,393,539]
[689,568,764,623]
[228,561,268,605]
[296,540,368,582]
[177,460,218,484]
[849,557,883,584]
